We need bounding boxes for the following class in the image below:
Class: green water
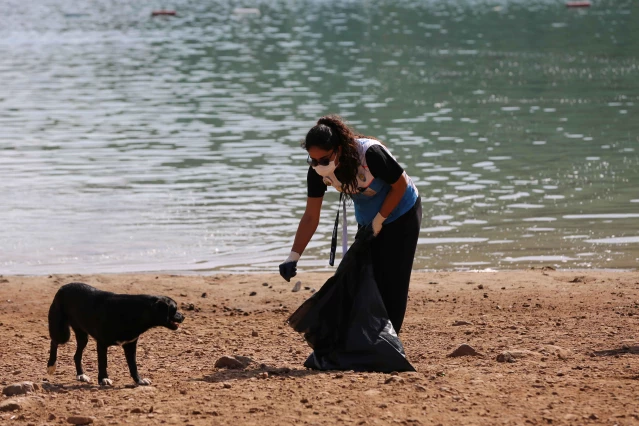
[0,0,637,274]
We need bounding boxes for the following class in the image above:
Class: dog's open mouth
[168,315,184,330]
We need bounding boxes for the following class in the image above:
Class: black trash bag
[287,225,415,373]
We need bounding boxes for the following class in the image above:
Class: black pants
[369,197,422,333]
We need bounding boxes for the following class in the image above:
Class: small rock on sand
[67,416,95,425]
[0,396,44,412]
[233,355,254,367]
[214,356,245,369]
[0,400,21,412]
[2,382,36,397]
[292,281,302,292]
[541,345,571,360]
[496,352,516,363]
[447,344,482,357]
[452,320,473,326]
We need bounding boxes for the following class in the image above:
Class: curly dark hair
[303,115,379,197]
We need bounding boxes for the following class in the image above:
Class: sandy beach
[1,270,639,425]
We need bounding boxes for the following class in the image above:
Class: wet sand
[1,270,638,425]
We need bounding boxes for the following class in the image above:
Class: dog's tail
[47,289,71,375]
[48,291,71,344]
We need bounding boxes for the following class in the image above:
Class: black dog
[47,282,184,386]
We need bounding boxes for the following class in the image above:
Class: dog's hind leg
[47,341,58,375]
[73,329,91,383]
[123,340,150,386]
[97,342,113,386]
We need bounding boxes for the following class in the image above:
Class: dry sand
[1,270,639,425]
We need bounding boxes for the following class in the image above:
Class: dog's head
[154,297,184,330]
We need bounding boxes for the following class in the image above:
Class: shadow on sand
[197,363,323,384]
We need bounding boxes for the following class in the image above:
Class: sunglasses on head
[307,149,336,167]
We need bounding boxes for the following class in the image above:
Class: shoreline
[1,270,639,425]
[2,265,637,278]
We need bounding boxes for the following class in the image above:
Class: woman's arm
[291,196,324,255]
[378,173,408,218]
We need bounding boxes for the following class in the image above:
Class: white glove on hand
[285,251,301,263]
[372,212,386,236]
[279,251,301,282]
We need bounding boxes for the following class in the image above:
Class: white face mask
[312,157,337,177]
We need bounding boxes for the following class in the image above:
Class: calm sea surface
[1,0,637,275]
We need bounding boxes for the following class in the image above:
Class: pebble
[234,356,253,367]
[0,400,21,412]
[90,399,104,408]
[542,345,571,360]
[249,291,257,296]
[0,396,44,413]
[262,283,269,286]
[452,320,473,326]
[292,281,302,292]
[384,376,404,384]
[214,356,244,369]
[2,382,37,397]
[252,330,259,337]
[496,352,516,363]
[447,344,482,357]
[67,416,95,425]
[222,383,232,389]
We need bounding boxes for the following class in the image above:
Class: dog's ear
[154,299,170,321]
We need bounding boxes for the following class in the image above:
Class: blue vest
[322,139,419,226]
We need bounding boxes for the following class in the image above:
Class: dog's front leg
[123,340,151,386]
[97,343,113,386]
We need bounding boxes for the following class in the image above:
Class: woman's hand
[372,212,386,236]
[279,251,300,282]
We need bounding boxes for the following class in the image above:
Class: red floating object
[151,10,177,16]
[565,1,591,7]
